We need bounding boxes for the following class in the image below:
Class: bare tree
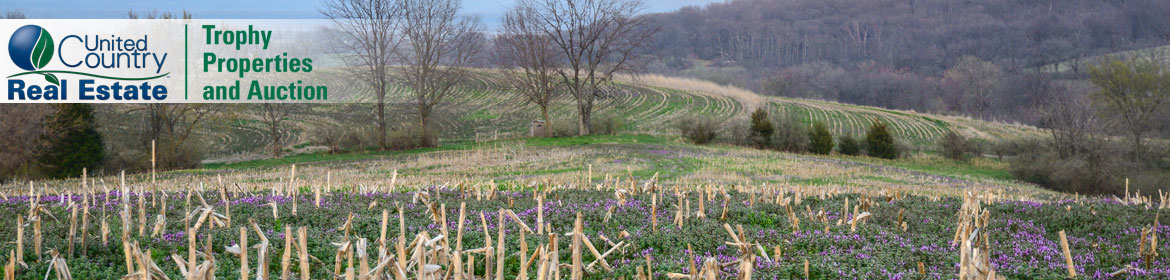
[321,0,402,150]
[127,104,220,169]
[124,10,217,170]
[1087,56,1170,159]
[941,56,1004,120]
[519,0,656,135]
[1039,84,1100,158]
[398,0,483,146]
[497,4,561,132]
[0,104,51,181]
[259,104,304,157]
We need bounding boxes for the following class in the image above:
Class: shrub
[864,121,898,159]
[590,115,625,135]
[938,131,978,160]
[749,108,774,148]
[837,134,861,156]
[340,129,366,151]
[773,113,808,152]
[1008,147,1122,195]
[1005,137,1170,195]
[676,116,719,144]
[725,117,752,146]
[313,126,345,154]
[989,138,1042,160]
[807,121,834,154]
[388,126,436,150]
[548,119,578,137]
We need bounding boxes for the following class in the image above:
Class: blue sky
[6,0,722,27]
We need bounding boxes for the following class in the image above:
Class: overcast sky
[6,0,723,28]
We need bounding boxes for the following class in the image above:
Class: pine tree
[38,104,103,178]
[749,108,774,149]
[808,121,834,154]
[864,121,898,159]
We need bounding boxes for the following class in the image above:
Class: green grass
[460,109,499,121]
[202,134,668,170]
[835,153,1014,182]
[199,133,1019,188]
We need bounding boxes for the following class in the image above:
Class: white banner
[1,19,338,103]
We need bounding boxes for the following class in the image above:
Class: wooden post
[5,250,14,280]
[840,198,849,226]
[299,227,310,280]
[571,212,584,280]
[240,227,249,280]
[396,206,406,278]
[651,196,658,232]
[290,165,298,216]
[535,246,548,280]
[537,195,544,235]
[68,205,78,256]
[518,229,529,280]
[379,209,389,251]
[33,215,40,263]
[316,173,325,208]
[15,216,22,266]
[479,212,494,278]
[81,200,90,256]
[138,182,146,237]
[150,140,155,186]
[546,232,559,279]
[281,227,293,280]
[644,252,652,280]
[803,259,810,279]
[185,196,196,278]
[1059,230,1075,278]
[496,210,507,280]
[119,171,131,244]
[452,249,464,280]
[720,196,728,221]
[456,202,467,251]
[121,239,133,275]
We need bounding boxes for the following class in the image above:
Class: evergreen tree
[808,121,834,154]
[749,108,774,149]
[864,121,898,159]
[837,134,861,156]
[38,104,103,178]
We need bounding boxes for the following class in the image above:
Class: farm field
[0,134,1167,279]
[99,70,1044,161]
[0,176,1166,279]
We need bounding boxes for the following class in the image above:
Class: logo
[8,25,58,84]
[6,23,172,101]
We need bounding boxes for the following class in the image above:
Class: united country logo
[8,24,59,84]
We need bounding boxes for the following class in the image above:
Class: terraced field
[771,97,1042,146]
[104,69,1042,161]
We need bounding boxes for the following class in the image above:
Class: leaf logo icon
[8,25,59,85]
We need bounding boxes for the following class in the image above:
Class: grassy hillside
[103,70,1043,162]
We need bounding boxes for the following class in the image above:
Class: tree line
[647,0,1170,125]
